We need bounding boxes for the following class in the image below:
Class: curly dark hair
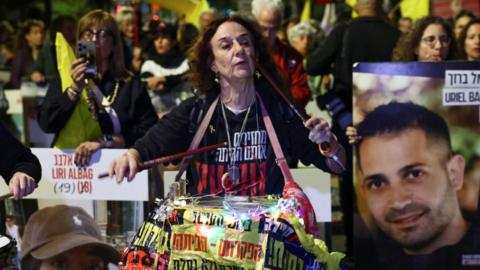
[392,16,455,61]
[187,14,285,94]
[456,18,480,60]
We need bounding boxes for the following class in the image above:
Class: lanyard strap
[175,96,219,181]
[256,93,294,183]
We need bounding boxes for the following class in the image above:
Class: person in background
[287,20,326,98]
[199,9,218,34]
[115,6,142,72]
[31,15,77,84]
[392,16,455,62]
[177,22,199,54]
[398,17,413,34]
[7,20,45,89]
[287,21,323,58]
[20,205,120,270]
[456,18,480,61]
[140,21,192,118]
[277,16,299,44]
[37,9,157,166]
[0,21,15,70]
[251,0,311,108]
[453,10,475,40]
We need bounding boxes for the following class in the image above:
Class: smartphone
[77,40,96,79]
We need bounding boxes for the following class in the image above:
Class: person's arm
[110,97,196,183]
[0,123,41,199]
[305,25,346,76]
[286,110,346,175]
[37,76,78,133]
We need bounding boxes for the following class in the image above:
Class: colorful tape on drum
[119,196,346,270]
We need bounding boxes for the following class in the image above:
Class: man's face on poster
[359,128,464,251]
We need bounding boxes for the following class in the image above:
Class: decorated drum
[119,196,345,270]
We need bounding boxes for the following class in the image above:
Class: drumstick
[255,63,309,122]
[256,62,332,150]
[97,142,226,179]
[0,192,13,200]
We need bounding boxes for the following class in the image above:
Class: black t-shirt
[371,219,480,270]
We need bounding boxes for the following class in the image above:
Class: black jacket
[0,122,41,183]
[306,16,400,107]
[37,73,158,147]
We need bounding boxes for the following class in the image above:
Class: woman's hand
[147,76,166,93]
[304,117,331,144]
[70,57,88,92]
[31,71,46,83]
[74,141,102,166]
[346,126,361,144]
[9,172,37,200]
[109,149,141,183]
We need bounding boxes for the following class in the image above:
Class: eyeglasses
[80,29,111,42]
[421,35,451,47]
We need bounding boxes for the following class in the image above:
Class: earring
[214,72,219,83]
[255,70,262,78]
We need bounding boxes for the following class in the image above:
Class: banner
[0,148,149,201]
[123,198,344,270]
[353,61,480,269]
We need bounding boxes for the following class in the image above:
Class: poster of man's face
[353,62,480,270]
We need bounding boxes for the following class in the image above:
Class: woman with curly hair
[109,15,346,196]
[392,16,455,62]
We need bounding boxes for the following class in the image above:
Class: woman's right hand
[70,57,88,92]
[109,149,141,183]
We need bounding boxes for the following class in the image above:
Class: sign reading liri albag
[352,61,480,270]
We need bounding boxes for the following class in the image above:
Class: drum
[119,196,346,270]
[0,235,17,269]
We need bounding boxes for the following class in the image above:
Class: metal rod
[256,63,310,122]
[0,192,13,201]
[98,142,226,179]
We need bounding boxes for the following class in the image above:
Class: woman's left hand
[304,117,331,144]
[74,141,102,166]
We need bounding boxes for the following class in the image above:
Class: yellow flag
[185,0,210,28]
[54,33,102,148]
[150,0,209,28]
[301,0,311,22]
[400,0,429,21]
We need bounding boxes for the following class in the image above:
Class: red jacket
[271,39,311,108]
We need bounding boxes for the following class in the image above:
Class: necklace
[221,101,252,187]
[101,81,120,107]
[85,80,120,120]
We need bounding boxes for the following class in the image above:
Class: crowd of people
[0,0,479,269]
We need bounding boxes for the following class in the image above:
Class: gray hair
[251,0,284,20]
[287,21,315,43]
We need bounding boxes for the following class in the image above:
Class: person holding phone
[37,9,157,166]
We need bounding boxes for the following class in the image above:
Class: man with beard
[356,102,480,270]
